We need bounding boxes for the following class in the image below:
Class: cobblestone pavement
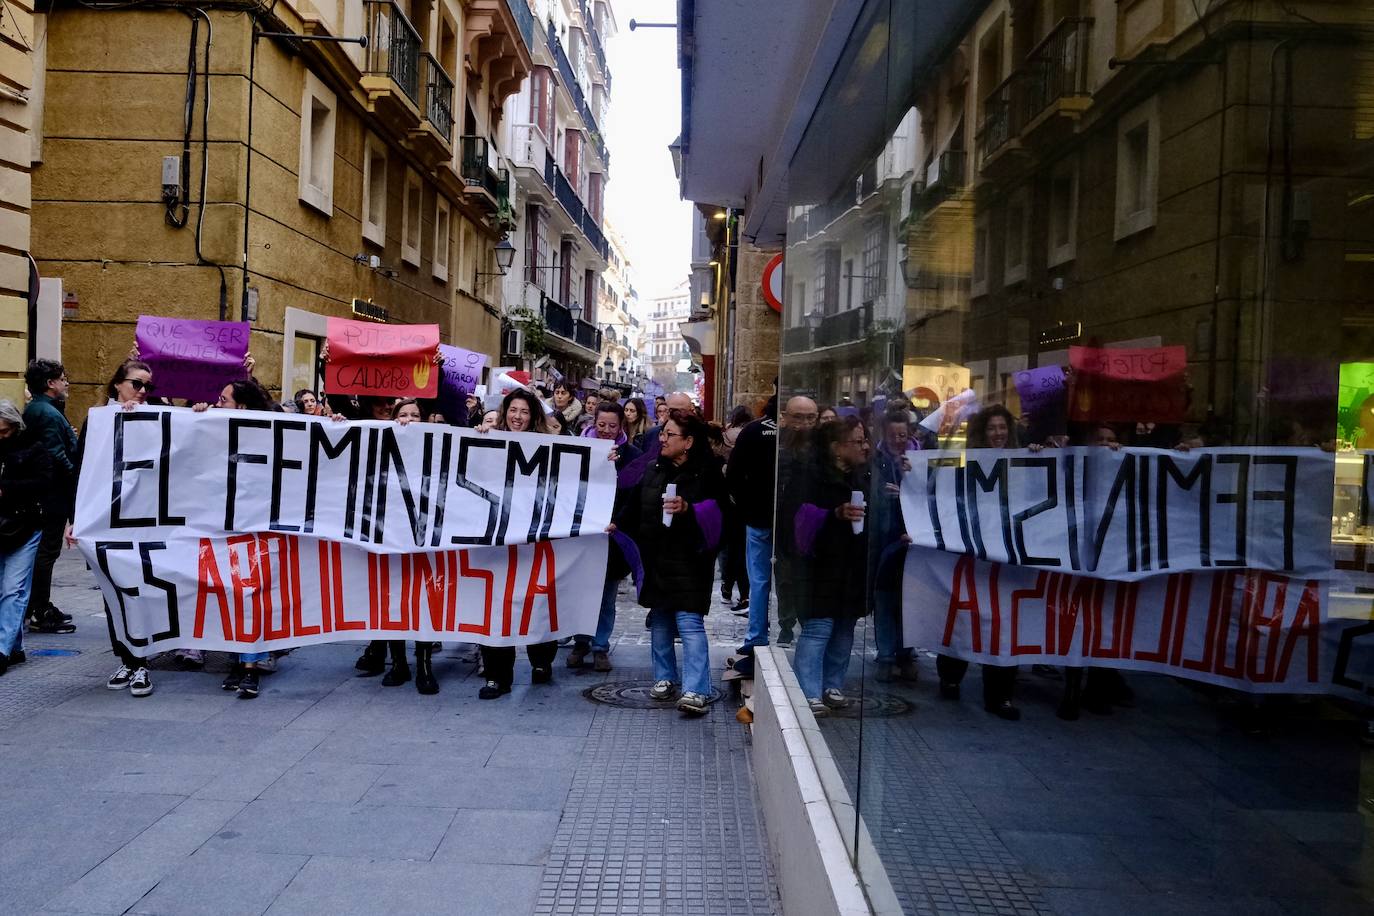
[0,554,780,915]
[813,618,1374,916]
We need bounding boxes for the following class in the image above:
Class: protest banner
[134,316,250,403]
[73,406,617,655]
[903,546,1374,699]
[436,344,488,421]
[900,447,1334,582]
[83,533,606,655]
[324,318,440,398]
[73,407,617,553]
[1013,366,1066,439]
[1069,344,1187,423]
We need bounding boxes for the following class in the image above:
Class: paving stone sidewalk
[0,553,781,915]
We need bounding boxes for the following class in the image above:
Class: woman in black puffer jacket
[615,409,726,716]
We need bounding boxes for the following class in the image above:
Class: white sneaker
[677,692,708,715]
[129,668,153,697]
[107,665,133,690]
[649,679,677,701]
[808,697,830,718]
[822,688,850,710]
[255,655,278,673]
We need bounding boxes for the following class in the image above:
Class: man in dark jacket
[23,358,77,634]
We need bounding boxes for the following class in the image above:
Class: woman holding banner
[784,416,871,717]
[614,408,725,716]
[0,400,52,679]
[478,389,559,699]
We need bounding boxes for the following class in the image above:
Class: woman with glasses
[785,416,871,717]
[478,389,560,699]
[613,408,726,715]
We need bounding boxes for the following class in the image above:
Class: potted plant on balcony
[508,306,548,357]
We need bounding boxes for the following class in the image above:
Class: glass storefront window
[775,1,1374,912]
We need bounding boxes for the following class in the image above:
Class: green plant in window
[509,307,547,357]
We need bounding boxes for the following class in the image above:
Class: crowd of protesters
[0,351,1211,728]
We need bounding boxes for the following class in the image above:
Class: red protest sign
[1069,345,1187,423]
[325,318,440,398]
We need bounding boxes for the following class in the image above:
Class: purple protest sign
[436,344,488,422]
[1014,365,1067,439]
[135,316,250,403]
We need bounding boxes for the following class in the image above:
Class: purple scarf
[793,503,829,557]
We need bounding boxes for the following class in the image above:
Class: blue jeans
[793,616,857,700]
[240,652,269,663]
[873,587,912,664]
[576,575,621,653]
[0,530,41,656]
[742,526,772,648]
[649,608,711,696]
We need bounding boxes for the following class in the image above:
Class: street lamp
[476,237,517,278]
[805,308,824,330]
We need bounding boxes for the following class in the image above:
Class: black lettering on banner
[925,460,946,551]
[498,441,550,545]
[94,541,144,646]
[1331,620,1374,694]
[359,426,380,541]
[1086,452,1137,574]
[157,412,186,526]
[1214,454,1250,567]
[138,542,179,642]
[451,437,503,545]
[1010,456,1059,567]
[545,442,592,539]
[964,456,1013,562]
[305,422,362,537]
[1064,454,1081,570]
[110,413,157,528]
[952,465,974,555]
[1253,455,1298,570]
[225,418,271,530]
[1156,453,1211,570]
[429,433,453,548]
[375,426,433,547]
[270,419,309,532]
[1137,454,1151,572]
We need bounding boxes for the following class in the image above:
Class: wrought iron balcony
[505,0,536,54]
[815,303,873,348]
[542,294,575,340]
[1022,18,1094,128]
[574,319,601,352]
[783,324,814,354]
[547,19,607,163]
[460,136,511,213]
[547,160,610,260]
[975,71,1028,166]
[420,53,454,142]
[364,0,420,105]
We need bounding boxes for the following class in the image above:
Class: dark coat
[23,394,76,518]
[618,453,726,614]
[0,433,53,546]
[780,458,870,620]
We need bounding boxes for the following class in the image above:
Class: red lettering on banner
[1136,575,1178,664]
[331,542,364,632]
[1056,576,1098,656]
[226,533,262,643]
[1276,580,1321,683]
[458,549,494,636]
[942,555,982,652]
[988,565,1002,655]
[1091,580,1126,660]
[1010,571,1047,655]
[1214,571,1253,680]
[194,538,231,639]
[288,536,318,637]
[1044,573,1061,651]
[1245,573,1285,683]
[410,552,455,632]
[519,540,559,635]
[1167,573,1196,667]
[260,534,291,641]
[1179,573,1227,672]
[501,545,519,638]
[373,555,406,631]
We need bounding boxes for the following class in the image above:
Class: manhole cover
[583,681,726,709]
[826,692,913,719]
[27,648,81,658]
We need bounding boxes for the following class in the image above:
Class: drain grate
[583,680,726,709]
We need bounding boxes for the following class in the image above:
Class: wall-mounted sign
[761,253,784,314]
[351,298,389,322]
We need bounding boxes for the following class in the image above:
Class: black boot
[1057,668,1083,721]
[355,640,387,677]
[415,643,439,695]
[382,640,411,686]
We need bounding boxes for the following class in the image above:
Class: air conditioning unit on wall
[504,326,525,356]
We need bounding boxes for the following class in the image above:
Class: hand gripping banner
[74,407,616,655]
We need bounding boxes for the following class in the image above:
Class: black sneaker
[8,649,26,666]
[28,609,75,634]
[221,667,244,691]
[48,604,73,623]
[237,670,260,699]
[107,665,134,690]
[129,668,153,698]
[478,680,510,699]
[531,666,553,685]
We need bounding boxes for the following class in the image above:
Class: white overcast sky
[603,0,692,306]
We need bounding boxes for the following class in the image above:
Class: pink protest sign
[1069,345,1187,424]
[135,316,251,403]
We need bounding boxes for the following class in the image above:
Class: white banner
[900,447,1333,581]
[81,533,606,654]
[74,407,616,552]
[902,546,1374,699]
[74,407,617,655]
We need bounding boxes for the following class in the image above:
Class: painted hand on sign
[134,316,251,403]
[324,318,441,398]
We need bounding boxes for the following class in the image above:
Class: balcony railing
[364,0,420,104]
[547,159,610,260]
[547,19,607,163]
[574,319,601,351]
[460,136,511,203]
[1022,18,1093,126]
[542,294,575,340]
[505,0,536,54]
[976,71,1027,164]
[815,303,873,348]
[553,166,584,224]
[511,123,549,172]
[783,324,814,354]
[420,53,454,141]
[576,0,609,82]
